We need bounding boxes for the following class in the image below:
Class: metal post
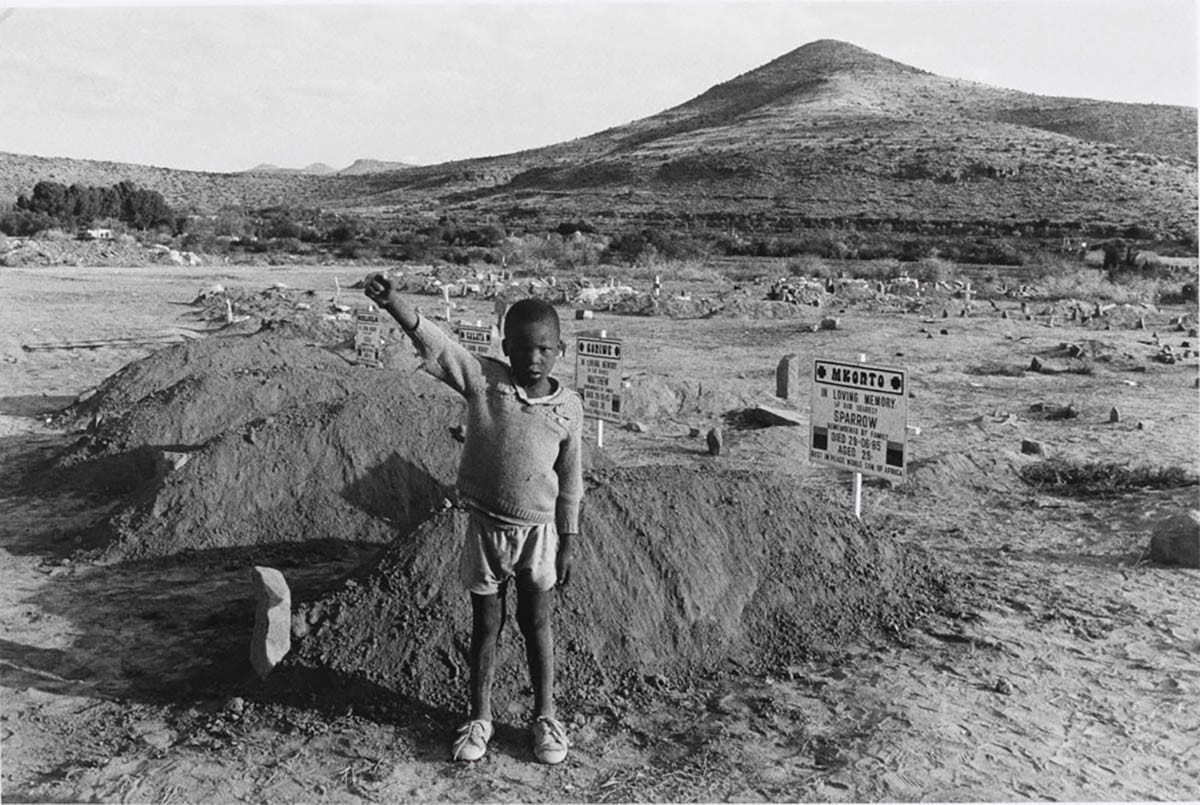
[853,352,866,520]
[597,329,607,447]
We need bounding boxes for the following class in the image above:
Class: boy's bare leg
[516,585,555,718]
[469,593,502,722]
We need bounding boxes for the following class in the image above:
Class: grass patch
[1020,459,1198,497]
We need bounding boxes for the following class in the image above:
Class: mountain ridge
[1,39,1194,239]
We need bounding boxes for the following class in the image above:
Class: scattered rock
[1136,421,1146,430]
[993,677,1013,695]
[1028,357,1043,372]
[706,427,723,456]
[224,696,246,717]
[250,566,291,679]
[624,421,649,433]
[574,309,594,320]
[1148,510,1200,568]
[819,317,840,331]
[1020,439,1047,456]
[448,424,466,443]
[939,328,949,336]
[291,610,310,640]
[688,426,702,438]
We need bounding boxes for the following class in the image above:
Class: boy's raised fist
[364,273,393,304]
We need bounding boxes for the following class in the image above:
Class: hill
[339,40,1196,239]
[338,158,414,175]
[0,151,353,213]
[244,162,336,176]
[1,40,1195,240]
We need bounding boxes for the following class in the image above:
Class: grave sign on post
[457,320,493,356]
[810,358,908,481]
[575,330,622,446]
[355,306,383,367]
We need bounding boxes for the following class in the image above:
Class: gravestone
[706,427,723,456]
[776,354,802,400]
[250,566,291,679]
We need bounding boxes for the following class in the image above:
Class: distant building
[80,228,114,241]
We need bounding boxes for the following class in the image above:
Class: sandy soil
[2,264,1198,802]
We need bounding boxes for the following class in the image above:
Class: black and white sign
[575,332,622,422]
[457,321,493,355]
[810,358,908,479]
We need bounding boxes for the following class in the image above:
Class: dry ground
[1,264,1198,802]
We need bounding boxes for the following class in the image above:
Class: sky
[0,0,1196,174]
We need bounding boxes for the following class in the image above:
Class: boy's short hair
[504,298,560,339]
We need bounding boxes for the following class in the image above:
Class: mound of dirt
[61,325,359,453]
[281,465,953,712]
[53,324,613,561]
[103,378,465,560]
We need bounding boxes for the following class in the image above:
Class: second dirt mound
[282,465,953,712]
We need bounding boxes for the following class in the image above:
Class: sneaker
[531,715,569,765]
[451,719,493,762]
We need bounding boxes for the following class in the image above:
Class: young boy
[363,274,583,765]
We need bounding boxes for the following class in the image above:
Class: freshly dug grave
[103,384,465,560]
[56,323,610,561]
[42,323,466,560]
[281,465,954,712]
[58,323,364,453]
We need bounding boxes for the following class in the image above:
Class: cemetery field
[1,263,1198,803]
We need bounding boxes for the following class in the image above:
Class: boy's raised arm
[363,273,481,397]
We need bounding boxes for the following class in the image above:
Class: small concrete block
[1149,510,1200,568]
[750,404,804,427]
[706,427,723,456]
[1109,407,1120,423]
[250,566,291,679]
[574,309,594,320]
[819,317,840,331]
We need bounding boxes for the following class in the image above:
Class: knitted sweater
[405,316,584,534]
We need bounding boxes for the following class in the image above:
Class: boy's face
[503,319,560,394]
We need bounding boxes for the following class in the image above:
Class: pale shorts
[460,508,559,596]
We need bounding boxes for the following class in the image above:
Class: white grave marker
[355,306,383,367]
[810,358,908,480]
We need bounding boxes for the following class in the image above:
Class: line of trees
[0,180,177,236]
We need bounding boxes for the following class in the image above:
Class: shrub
[787,255,833,278]
[34,227,72,242]
[910,257,956,284]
